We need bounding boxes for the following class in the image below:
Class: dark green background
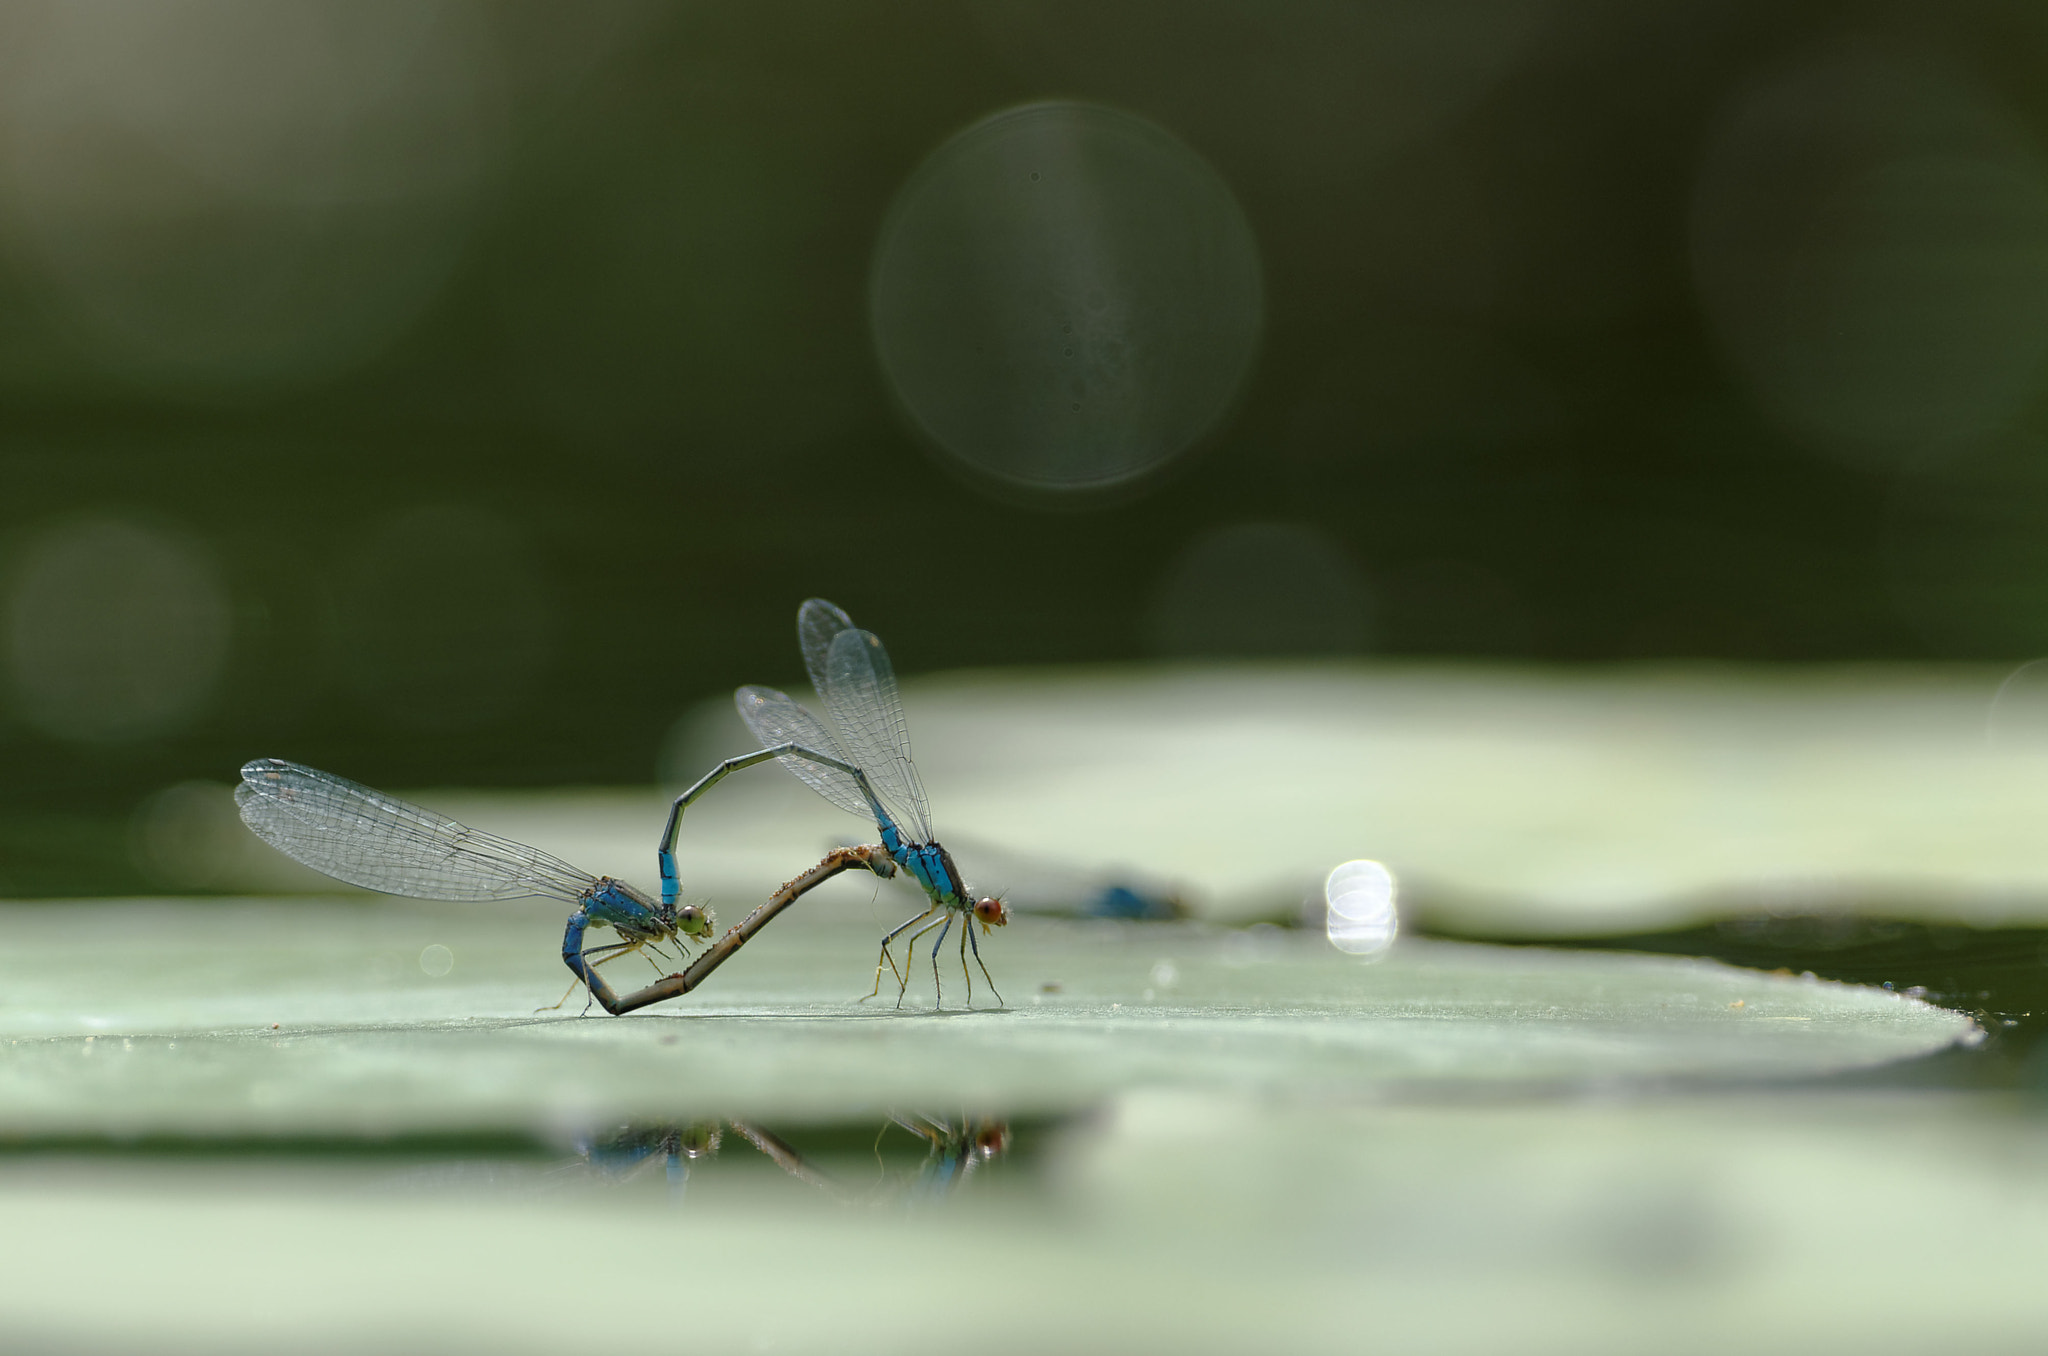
[6,1,2048,890]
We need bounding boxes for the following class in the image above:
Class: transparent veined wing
[733,685,876,821]
[236,758,595,902]
[820,627,932,841]
[797,598,855,704]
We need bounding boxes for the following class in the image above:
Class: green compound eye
[677,904,713,938]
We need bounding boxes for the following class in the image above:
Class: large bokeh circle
[870,102,1263,493]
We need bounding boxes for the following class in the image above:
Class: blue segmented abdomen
[877,816,967,909]
[582,879,664,939]
[900,844,963,908]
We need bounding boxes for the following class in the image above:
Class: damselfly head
[972,895,1008,930]
[678,1121,723,1158]
[674,903,714,939]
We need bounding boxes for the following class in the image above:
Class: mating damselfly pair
[237,599,1008,1014]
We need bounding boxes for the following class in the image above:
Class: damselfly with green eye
[236,756,895,1014]
[235,758,717,1010]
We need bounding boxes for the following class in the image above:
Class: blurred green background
[8,1,2048,893]
[14,13,2048,1347]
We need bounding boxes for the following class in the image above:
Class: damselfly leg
[865,905,939,1003]
[570,845,895,1016]
[927,915,953,1009]
[966,916,1003,1006]
[893,911,951,1008]
[537,935,678,1011]
[958,924,975,1007]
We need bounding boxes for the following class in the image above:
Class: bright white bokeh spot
[4,517,231,741]
[870,101,1262,492]
[1325,859,1398,958]
[418,944,454,978]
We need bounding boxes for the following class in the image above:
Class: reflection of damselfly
[576,1120,834,1200]
[659,598,1009,1008]
[577,1114,1011,1204]
[575,1120,724,1196]
[883,1113,1012,1198]
[235,758,715,1009]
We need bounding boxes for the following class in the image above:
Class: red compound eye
[973,896,1009,927]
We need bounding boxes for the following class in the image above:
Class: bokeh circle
[1690,50,2048,463]
[3,516,231,742]
[870,101,1263,493]
[0,0,499,396]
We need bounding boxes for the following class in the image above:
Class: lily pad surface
[669,663,2048,932]
[175,664,2048,937]
[0,899,1974,1139]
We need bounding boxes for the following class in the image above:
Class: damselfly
[659,598,1008,1007]
[235,758,714,1010]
